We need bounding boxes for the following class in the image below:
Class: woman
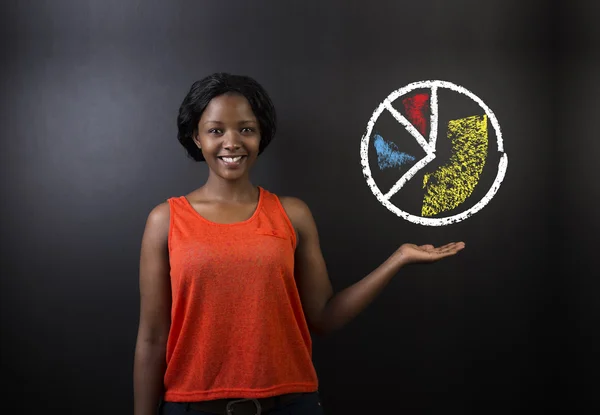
[133,73,465,415]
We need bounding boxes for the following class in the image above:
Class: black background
[1,0,598,413]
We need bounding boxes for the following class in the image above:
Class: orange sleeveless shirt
[163,187,318,402]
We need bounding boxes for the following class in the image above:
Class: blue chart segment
[373,134,415,170]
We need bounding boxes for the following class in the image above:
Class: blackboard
[1,0,598,413]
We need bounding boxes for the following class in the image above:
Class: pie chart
[360,80,508,226]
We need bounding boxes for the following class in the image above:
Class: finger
[429,245,454,255]
[434,242,458,250]
[422,242,457,251]
[436,241,465,251]
[432,242,465,255]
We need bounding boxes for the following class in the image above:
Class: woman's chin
[216,168,249,181]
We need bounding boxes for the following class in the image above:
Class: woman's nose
[223,132,242,149]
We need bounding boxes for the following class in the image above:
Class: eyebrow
[203,120,257,125]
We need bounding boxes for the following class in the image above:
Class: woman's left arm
[280,197,465,336]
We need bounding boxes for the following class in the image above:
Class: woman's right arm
[133,203,172,415]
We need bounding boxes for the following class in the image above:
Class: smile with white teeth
[220,156,243,163]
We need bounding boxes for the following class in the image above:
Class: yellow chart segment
[422,115,488,217]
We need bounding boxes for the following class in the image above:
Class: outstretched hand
[393,242,465,266]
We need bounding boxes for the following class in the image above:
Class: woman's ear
[192,131,201,149]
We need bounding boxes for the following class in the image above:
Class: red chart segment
[402,93,429,137]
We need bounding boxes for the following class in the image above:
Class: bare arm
[281,197,465,335]
[133,202,172,415]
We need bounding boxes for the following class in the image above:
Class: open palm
[395,242,465,265]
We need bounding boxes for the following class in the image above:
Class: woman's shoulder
[277,195,309,212]
[144,201,171,230]
[261,186,309,213]
[269,191,313,227]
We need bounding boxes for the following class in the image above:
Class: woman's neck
[200,174,257,203]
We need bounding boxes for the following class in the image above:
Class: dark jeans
[159,392,325,415]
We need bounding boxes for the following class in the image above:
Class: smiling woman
[176,73,276,164]
[195,94,261,180]
[132,73,465,415]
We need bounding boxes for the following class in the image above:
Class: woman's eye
[241,127,254,133]
[208,128,222,134]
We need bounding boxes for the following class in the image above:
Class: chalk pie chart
[360,80,508,226]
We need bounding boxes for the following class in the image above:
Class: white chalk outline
[360,80,508,226]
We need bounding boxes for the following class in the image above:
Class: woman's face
[194,93,261,181]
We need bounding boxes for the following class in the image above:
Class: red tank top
[163,186,318,401]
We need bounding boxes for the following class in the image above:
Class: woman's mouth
[218,155,247,168]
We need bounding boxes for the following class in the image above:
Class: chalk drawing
[373,134,415,169]
[402,93,429,136]
[360,80,507,226]
[422,115,488,216]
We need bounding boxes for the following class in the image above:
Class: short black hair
[177,73,277,162]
